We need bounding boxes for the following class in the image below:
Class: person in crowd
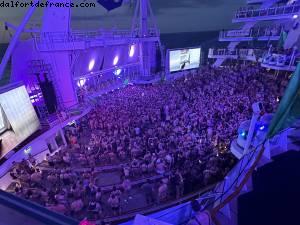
[141,179,155,204]
[107,194,121,216]
[8,64,287,221]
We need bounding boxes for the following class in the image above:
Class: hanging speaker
[40,81,58,114]
[97,0,123,11]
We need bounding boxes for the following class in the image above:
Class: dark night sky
[0,0,245,41]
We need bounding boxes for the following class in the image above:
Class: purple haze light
[114,68,122,76]
[129,45,135,57]
[77,78,86,87]
[113,55,119,66]
[89,59,95,71]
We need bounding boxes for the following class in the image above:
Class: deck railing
[235,4,300,19]
[219,26,283,40]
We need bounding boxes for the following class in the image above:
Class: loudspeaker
[40,81,57,114]
[155,46,162,73]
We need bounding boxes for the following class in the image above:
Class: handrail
[203,126,292,224]
[34,28,159,44]
[0,190,78,225]
[201,144,260,211]
[235,4,300,19]
[105,184,217,224]
[211,144,265,224]
[220,26,283,39]
[262,49,300,69]
[208,48,262,58]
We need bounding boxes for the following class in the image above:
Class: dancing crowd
[7,64,288,222]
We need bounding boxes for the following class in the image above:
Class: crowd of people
[7,64,288,223]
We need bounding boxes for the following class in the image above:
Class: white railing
[34,28,159,44]
[208,48,238,58]
[219,26,283,40]
[261,48,299,69]
[235,4,300,19]
[208,48,263,60]
[35,29,133,44]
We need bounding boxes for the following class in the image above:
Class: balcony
[219,26,283,42]
[261,48,299,71]
[33,29,159,51]
[208,48,262,62]
[233,4,300,22]
[208,49,239,59]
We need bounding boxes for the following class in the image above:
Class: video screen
[0,85,40,159]
[169,48,201,72]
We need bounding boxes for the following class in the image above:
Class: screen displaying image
[169,48,201,72]
[0,85,40,159]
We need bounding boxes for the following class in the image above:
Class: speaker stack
[37,73,58,114]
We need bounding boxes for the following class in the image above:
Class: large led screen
[0,85,40,159]
[169,48,201,72]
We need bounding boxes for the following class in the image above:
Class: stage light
[88,59,95,71]
[259,125,265,131]
[293,14,298,19]
[114,69,122,76]
[241,131,246,138]
[24,146,32,155]
[113,55,119,66]
[129,45,135,57]
[77,78,86,87]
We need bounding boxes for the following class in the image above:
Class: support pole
[0,0,38,80]
[243,112,260,155]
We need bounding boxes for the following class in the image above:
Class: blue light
[259,125,265,131]
[114,69,122,76]
[24,146,32,155]
[241,131,246,137]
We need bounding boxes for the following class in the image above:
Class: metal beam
[4,22,40,33]
[0,0,39,80]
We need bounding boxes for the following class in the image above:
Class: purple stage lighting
[114,68,122,76]
[129,45,135,57]
[113,55,119,66]
[89,59,95,71]
[77,78,86,87]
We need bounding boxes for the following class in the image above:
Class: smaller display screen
[169,48,201,72]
